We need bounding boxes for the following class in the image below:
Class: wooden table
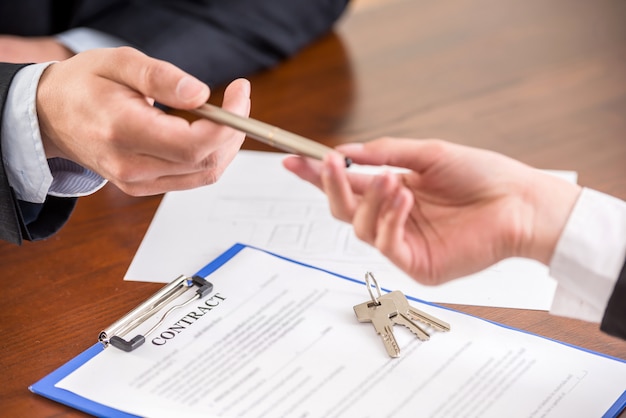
[1,0,625,416]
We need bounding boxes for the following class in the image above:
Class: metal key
[381,290,450,333]
[380,292,431,341]
[353,298,401,358]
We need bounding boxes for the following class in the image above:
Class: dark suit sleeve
[600,258,626,339]
[82,0,350,86]
[0,64,25,244]
[0,63,76,245]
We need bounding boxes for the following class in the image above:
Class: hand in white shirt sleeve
[0,63,106,203]
[1,29,131,203]
[284,138,626,335]
[549,188,626,322]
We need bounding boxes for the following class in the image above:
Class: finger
[336,137,457,174]
[95,47,210,109]
[159,78,251,172]
[108,160,233,196]
[320,152,359,223]
[374,187,416,272]
[108,104,213,163]
[283,154,374,194]
[220,78,251,117]
[351,172,398,244]
[282,156,325,189]
[192,78,251,169]
[94,148,221,186]
[111,85,248,164]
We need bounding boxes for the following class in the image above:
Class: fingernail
[321,155,336,178]
[327,151,343,165]
[321,165,330,179]
[391,190,404,208]
[176,76,208,103]
[372,173,386,189]
[240,78,251,98]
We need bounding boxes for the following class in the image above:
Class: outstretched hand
[283,138,581,284]
[36,47,250,196]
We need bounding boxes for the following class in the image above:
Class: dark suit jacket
[0,0,349,87]
[0,64,79,245]
[0,0,349,244]
[601,260,626,339]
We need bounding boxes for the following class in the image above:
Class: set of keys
[353,272,451,358]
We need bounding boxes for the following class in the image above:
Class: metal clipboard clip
[98,275,213,352]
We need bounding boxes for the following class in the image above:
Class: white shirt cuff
[1,62,55,203]
[48,158,107,197]
[55,28,128,53]
[1,63,108,203]
[549,188,626,322]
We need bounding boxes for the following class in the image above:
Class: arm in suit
[0,0,350,87]
[1,48,254,246]
[0,63,76,245]
[81,0,350,86]
[0,1,349,245]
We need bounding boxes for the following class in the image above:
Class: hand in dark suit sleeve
[0,63,76,245]
[84,0,350,86]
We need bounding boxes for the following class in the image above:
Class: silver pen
[189,103,351,167]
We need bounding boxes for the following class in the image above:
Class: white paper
[62,246,625,417]
[125,150,577,310]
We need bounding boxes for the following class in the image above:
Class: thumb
[97,47,210,109]
[336,137,453,174]
[171,75,210,108]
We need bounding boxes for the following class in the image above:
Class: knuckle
[423,138,449,155]
[99,111,129,146]
[95,118,117,143]
[112,178,154,197]
[329,206,352,224]
[181,146,204,165]
[376,239,395,257]
[328,205,343,220]
[109,46,143,70]
[351,216,376,243]
[107,161,140,185]
[139,60,168,93]
[200,165,221,186]
[185,149,220,173]
[113,46,137,59]
[201,172,219,186]
[137,64,155,93]
[378,136,396,146]
[115,183,138,196]
[353,227,373,245]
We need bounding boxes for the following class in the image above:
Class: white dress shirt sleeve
[1,63,106,203]
[2,29,128,203]
[1,63,54,203]
[549,188,626,322]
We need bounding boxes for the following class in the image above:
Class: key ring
[365,272,382,305]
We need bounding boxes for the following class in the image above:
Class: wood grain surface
[1,0,625,416]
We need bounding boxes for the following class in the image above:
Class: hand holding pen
[189,103,351,167]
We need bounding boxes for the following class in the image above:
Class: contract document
[33,244,626,417]
[125,150,578,310]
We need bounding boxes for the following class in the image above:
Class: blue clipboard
[30,243,626,418]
